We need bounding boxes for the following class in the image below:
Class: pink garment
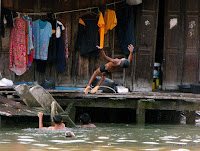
[65,23,68,58]
[9,17,27,75]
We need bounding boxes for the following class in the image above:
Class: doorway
[153,0,165,90]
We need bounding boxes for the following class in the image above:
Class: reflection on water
[1,124,200,151]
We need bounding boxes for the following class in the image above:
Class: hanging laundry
[35,14,55,73]
[97,12,105,48]
[36,60,47,73]
[33,19,52,60]
[104,9,117,34]
[65,23,69,58]
[97,10,117,48]
[23,15,34,69]
[47,13,57,63]
[56,21,65,38]
[23,15,34,55]
[9,17,28,76]
[56,22,67,73]
[75,13,99,57]
[116,5,136,55]
[1,8,17,37]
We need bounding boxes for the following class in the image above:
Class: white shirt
[56,21,65,38]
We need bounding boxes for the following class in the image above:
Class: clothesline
[15,0,125,16]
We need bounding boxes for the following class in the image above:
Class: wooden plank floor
[0,95,48,117]
[0,86,200,124]
[1,86,200,102]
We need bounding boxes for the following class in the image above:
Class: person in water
[77,113,96,128]
[38,112,66,130]
[84,44,134,94]
[38,112,75,136]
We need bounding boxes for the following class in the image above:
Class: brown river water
[1,123,200,151]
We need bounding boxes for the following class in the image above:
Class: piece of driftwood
[51,101,76,127]
[29,85,64,113]
[29,85,76,127]
[14,84,41,107]
[0,95,44,116]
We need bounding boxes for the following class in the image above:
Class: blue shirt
[23,16,34,55]
[33,19,52,60]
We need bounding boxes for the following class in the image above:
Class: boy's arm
[128,44,134,62]
[97,46,115,62]
[38,112,49,129]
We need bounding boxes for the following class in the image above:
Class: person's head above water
[80,113,91,124]
[53,114,62,124]
[120,59,130,68]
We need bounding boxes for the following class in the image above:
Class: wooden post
[186,111,195,124]
[65,102,76,122]
[71,0,79,86]
[0,0,2,57]
[136,99,146,124]
[34,0,41,13]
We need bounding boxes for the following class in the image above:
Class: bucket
[153,63,160,78]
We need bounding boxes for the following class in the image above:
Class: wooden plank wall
[0,0,135,90]
[163,0,200,90]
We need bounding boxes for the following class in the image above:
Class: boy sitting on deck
[84,44,134,94]
[77,113,96,128]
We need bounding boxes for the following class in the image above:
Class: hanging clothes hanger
[117,1,128,10]
[78,9,89,18]
[89,9,99,16]
[40,14,47,21]
[79,8,98,18]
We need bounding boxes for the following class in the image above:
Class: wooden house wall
[163,0,200,90]
[133,0,159,91]
[0,0,136,89]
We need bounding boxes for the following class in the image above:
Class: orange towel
[104,9,117,34]
[97,12,105,48]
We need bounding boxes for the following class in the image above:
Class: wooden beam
[65,102,76,122]
[0,0,2,57]
[34,0,41,13]
[136,100,146,124]
[186,111,195,124]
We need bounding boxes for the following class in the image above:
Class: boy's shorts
[100,65,110,74]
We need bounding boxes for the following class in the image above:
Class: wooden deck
[0,86,200,124]
[0,95,47,117]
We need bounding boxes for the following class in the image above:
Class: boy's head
[65,131,75,137]
[120,59,130,68]
[53,114,62,124]
[80,113,91,124]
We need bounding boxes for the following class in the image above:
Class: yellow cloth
[97,10,117,47]
[97,12,105,48]
[104,9,117,34]
[79,18,86,26]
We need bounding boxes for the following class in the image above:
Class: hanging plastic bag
[126,0,142,5]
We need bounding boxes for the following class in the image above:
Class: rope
[99,86,117,93]
[90,85,117,94]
